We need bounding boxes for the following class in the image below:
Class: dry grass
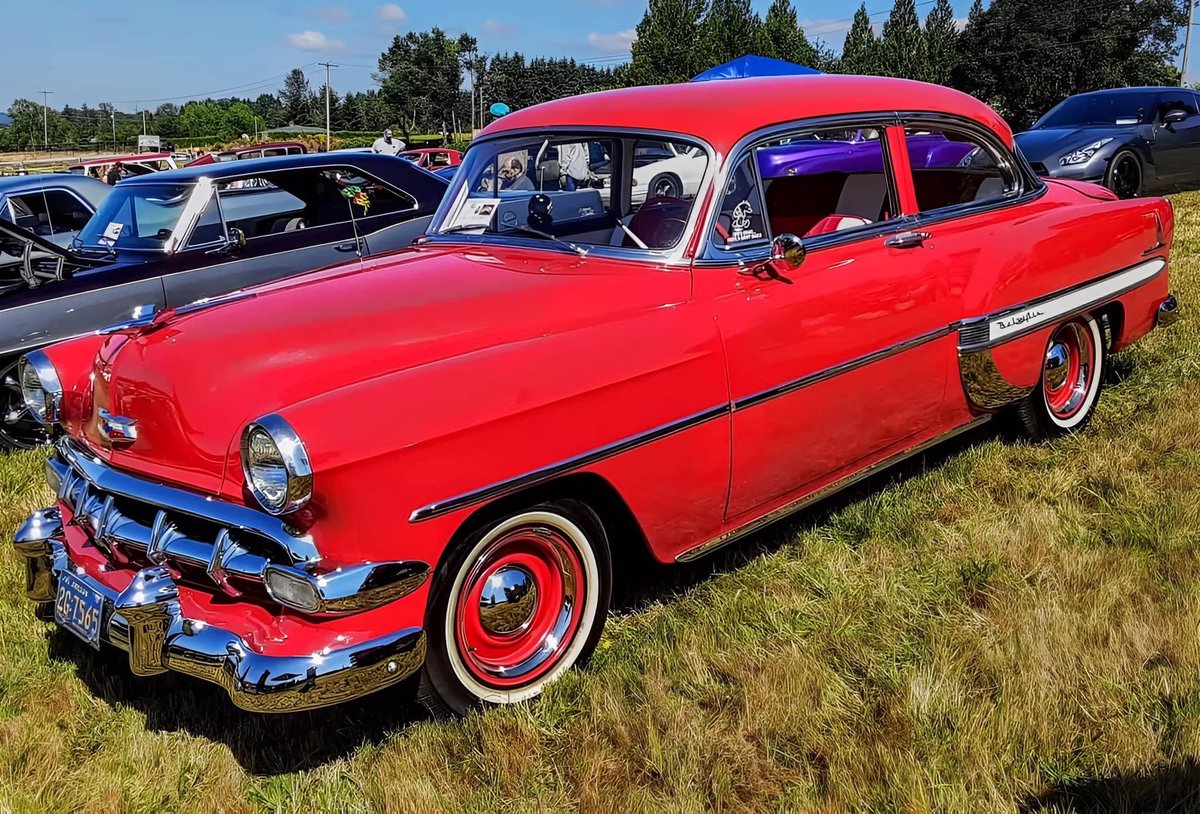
[2,194,1200,813]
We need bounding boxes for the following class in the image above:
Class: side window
[316,168,418,222]
[713,153,767,248]
[1157,93,1198,120]
[218,177,306,239]
[755,126,894,239]
[905,126,1016,212]
[10,190,92,235]
[186,192,227,247]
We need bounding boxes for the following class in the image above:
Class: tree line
[0,0,1188,151]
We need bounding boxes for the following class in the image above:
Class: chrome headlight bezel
[1059,138,1114,166]
[239,414,313,516]
[18,351,63,426]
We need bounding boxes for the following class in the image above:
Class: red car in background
[399,147,461,169]
[187,141,307,166]
[14,76,1178,716]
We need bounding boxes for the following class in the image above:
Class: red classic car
[13,75,1179,716]
[399,148,462,169]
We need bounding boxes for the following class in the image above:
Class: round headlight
[240,414,312,515]
[19,351,63,425]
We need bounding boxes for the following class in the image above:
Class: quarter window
[7,190,92,235]
[904,126,1015,212]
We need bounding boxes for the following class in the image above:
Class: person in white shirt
[558,142,592,190]
[372,129,405,156]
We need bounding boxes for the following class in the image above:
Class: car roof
[0,173,110,194]
[223,141,305,153]
[120,151,422,184]
[481,75,1015,153]
[69,152,172,168]
[1072,86,1184,96]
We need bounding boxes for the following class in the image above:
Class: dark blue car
[0,152,448,449]
[1015,87,1200,199]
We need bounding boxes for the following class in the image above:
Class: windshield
[75,182,194,251]
[1036,94,1154,128]
[433,131,709,252]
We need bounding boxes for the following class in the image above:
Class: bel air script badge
[97,408,138,448]
[996,308,1046,332]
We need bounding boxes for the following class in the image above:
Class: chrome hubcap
[478,564,538,635]
[1044,342,1071,391]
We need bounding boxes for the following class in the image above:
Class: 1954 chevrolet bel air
[12,75,1180,715]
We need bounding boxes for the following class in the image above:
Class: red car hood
[82,244,687,494]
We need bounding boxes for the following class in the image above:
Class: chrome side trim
[675,415,991,562]
[13,523,425,712]
[734,325,953,411]
[956,257,1167,411]
[264,561,431,615]
[408,403,730,522]
[959,257,1167,351]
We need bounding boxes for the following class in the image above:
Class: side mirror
[770,233,806,269]
[1165,109,1189,126]
[228,226,246,251]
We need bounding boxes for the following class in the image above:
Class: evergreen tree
[625,0,711,86]
[702,0,762,68]
[923,0,960,85]
[880,0,925,79]
[756,0,819,68]
[839,4,881,75]
[278,68,315,126]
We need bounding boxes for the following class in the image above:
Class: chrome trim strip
[57,437,320,565]
[734,324,953,411]
[408,403,730,522]
[12,521,425,712]
[959,257,1167,351]
[675,415,991,562]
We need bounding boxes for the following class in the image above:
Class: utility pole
[1185,0,1196,87]
[142,109,147,135]
[111,109,116,149]
[320,61,338,151]
[38,90,51,150]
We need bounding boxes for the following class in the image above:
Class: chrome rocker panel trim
[14,510,426,713]
[957,257,1167,411]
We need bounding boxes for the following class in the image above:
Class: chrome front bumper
[14,508,426,713]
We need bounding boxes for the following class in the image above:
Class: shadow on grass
[47,631,429,775]
[45,413,1020,774]
[1018,759,1200,812]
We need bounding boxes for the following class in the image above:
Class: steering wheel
[651,217,687,248]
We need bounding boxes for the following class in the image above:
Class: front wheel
[0,357,49,451]
[1105,150,1142,199]
[1016,315,1105,440]
[419,500,612,716]
[647,172,683,199]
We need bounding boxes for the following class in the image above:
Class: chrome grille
[51,439,318,597]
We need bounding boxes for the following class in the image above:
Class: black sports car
[0,152,447,450]
[1015,86,1200,199]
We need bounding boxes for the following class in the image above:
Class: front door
[1151,91,1200,189]
[703,122,954,520]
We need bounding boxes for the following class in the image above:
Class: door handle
[884,231,930,249]
[334,240,361,253]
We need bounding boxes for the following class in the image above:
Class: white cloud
[378,3,407,23]
[586,29,636,52]
[309,4,350,22]
[484,19,516,37]
[285,30,346,51]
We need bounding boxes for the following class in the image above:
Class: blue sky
[2,0,1193,110]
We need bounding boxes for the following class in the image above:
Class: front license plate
[54,571,105,649]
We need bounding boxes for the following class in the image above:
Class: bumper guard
[14,508,426,713]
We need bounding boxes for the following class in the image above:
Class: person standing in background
[372,128,405,156]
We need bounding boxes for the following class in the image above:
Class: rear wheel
[648,172,683,199]
[1105,150,1142,199]
[1016,315,1105,440]
[0,357,48,451]
[419,500,611,716]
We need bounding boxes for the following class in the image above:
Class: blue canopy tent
[690,55,822,82]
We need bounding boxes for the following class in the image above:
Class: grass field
[1,194,1199,813]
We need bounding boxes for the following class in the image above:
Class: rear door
[703,119,955,521]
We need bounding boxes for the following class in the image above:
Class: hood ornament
[97,408,138,448]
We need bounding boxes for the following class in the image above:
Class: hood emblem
[97,408,138,448]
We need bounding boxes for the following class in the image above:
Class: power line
[109,63,321,105]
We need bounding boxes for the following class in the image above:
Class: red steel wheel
[420,501,611,715]
[1017,314,1105,439]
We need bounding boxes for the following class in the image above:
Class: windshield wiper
[506,225,588,257]
[437,224,488,235]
